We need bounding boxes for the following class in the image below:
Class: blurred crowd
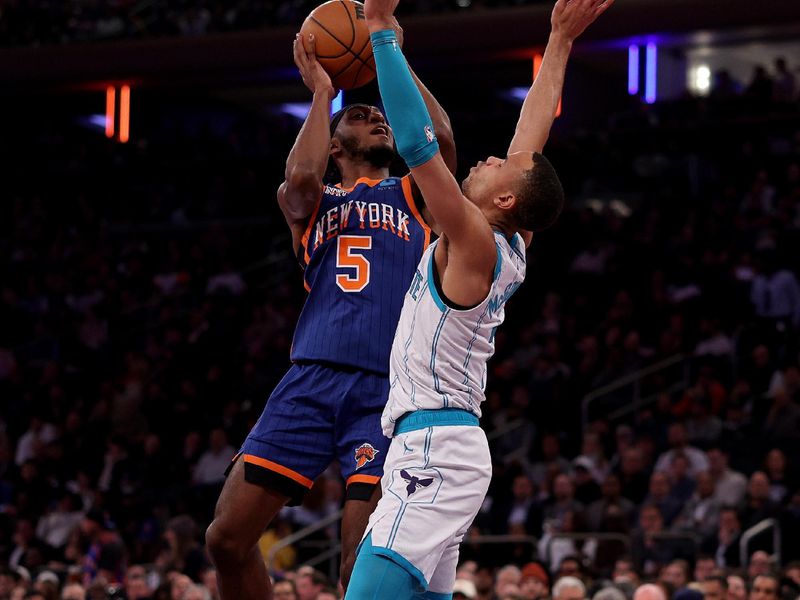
[0,0,552,47]
[1,46,800,600]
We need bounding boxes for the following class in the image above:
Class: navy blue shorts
[233,362,390,505]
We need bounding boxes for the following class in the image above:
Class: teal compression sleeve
[370,29,439,168]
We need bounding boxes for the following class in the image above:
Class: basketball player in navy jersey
[205,27,456,600]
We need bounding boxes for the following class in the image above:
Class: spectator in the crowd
[586,474,636,531]
[79,508,126,585]
[616,448,650,505]
[706,507,742,568]
[643,472,683,526]
[773,57,796,103]
[702,575,728,600]
[529,433,572,489]
[745,66,774,103]
[693,555,717,583]
[613,557,641,586]
[659,560,690,590]
[492,473,543,536]
[572,459,603,505]
[156,515,207,581]
[60,583,87,600]
[294,570,328,600]
[14,416,59,466]
[747,551,773,580]
[707,448,747,507]
[519,563,549,600]
[454,579,478,600]
[654,423,710,477]
[726,574,747,600]
[36,491,85,553]
[748,574,779,600]
[544,474,583,531]
[741,472,779,529]
[672,471,720,539]
[124,565,152,600]
[634,583,666,600]
[272,579,298,600]
[552,577,586,600]
[193,429,236,486]
[495,565,522,598]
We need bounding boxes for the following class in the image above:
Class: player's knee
[206,519,252,567]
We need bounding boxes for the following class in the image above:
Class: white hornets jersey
[382,231,526,436]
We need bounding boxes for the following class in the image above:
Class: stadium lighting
[120,85,131,143]
[105,86,115,138]
[628,45,639,95]
[645,43,657,104]
[332,90,344,114]
[694,65,711,95]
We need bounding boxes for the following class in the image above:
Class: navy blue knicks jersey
[291,175,431,375]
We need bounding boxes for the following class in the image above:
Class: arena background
[1,1,800,599]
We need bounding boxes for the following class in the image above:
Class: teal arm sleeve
[370,29,439,168]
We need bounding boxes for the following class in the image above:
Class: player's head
[327,104,395,179]
[462,151,564,233]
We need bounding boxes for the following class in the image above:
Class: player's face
[462,151,535,210]
[337,105,394,154]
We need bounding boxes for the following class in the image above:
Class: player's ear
[330,136,342,158]
[494,191,517,211]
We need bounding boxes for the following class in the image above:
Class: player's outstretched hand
[364,0,400,33]
[551,0,613,42]
[293,33,336,99]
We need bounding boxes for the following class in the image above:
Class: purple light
[628,45,639,95]
[645,43,657,104]
[331,90,344,114]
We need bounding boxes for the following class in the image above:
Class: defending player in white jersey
[345,0,613,598]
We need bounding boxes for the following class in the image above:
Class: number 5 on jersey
[336,235,372,292]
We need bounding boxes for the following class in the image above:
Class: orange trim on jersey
[402,175,432,249]
[300,198,323,267]
[242,454,313,488]
[346,474,381,487]
[335,177,384,192]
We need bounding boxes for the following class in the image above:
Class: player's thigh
[423,534,464,596]
[239,363,337,504]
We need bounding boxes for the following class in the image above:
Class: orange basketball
[299,0,376,90]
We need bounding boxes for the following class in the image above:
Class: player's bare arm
[509,0,612,246]
[366,0,496,307]
[278,33,337,253]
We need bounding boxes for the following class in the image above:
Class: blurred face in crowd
[639,506,663,533]
[786,565,800,586]
[558,559,580,579]
[554,583,585,600]
[696,472,715,499]
[171,575,192,600]
[667,423,688,448]
[496,566,522,597]
[553,475,573,501]
[542,435,561,460]
[707,449,727,476]
[295,574,322,600]
[703,578,727,600]
[602,474,621,500]
[747,472,770,502]
[474,567,494,595]
[273,581,297,600]
[317,593,337,600]
[513,475,534,501]
[747,552,771,578]
[621,448,644,475]
[694,557,716,582]
[670,455,690,481]
[749,576,778,600]
[520,576,548,600]
[613,559,637,584]
[660,562,688,589]
[61,583,87,600]
[125,571,151,600]
[649,472,670,499]
[727,575,746,600]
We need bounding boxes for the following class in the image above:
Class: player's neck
[488,218,516,240]
[339,162,390,188]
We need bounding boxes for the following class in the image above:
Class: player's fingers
[594,0,613,16]
[307,33,319,62]
[293,34,308,69]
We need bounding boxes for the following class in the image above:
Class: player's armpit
[279,168,322,222]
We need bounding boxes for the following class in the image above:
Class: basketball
[300,0,376,90]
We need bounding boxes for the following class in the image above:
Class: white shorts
[363,420,491,594]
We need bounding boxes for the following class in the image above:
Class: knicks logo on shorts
[355,443,379,470]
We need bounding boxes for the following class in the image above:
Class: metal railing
[545,532,629,566]
[581,354,690,431]
[740,518,781,568]
[266,509,344,582]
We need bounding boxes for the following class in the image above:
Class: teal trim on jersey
[394,408,479,434]
[427,253,448,312]
[493,242,503,281]
[415,592,452,600]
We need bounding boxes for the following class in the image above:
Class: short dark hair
[513,152,564,232]
[704,575,728,590]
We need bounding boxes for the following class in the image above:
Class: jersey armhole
[299,195,323,268]
[402,175,432,250]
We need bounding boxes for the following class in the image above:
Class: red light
[105,87,115,138]
[119,85,130,143]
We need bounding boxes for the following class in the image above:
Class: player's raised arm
[365,0,495,284]
[278,34,337,249]
[507,0,613,156]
